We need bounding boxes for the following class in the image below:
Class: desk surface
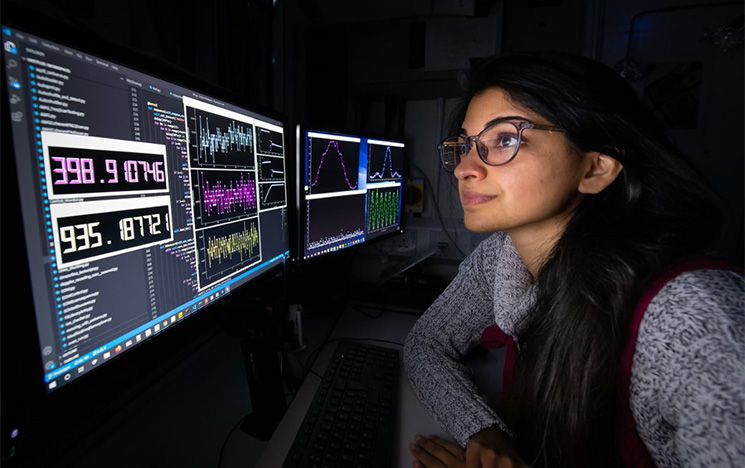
[254,306,450,468]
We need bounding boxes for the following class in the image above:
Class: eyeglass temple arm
[530,123,563,133]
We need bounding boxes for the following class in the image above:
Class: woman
[404,53,744,467]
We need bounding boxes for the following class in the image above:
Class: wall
[600,0,744,259]
[338,0,743,274]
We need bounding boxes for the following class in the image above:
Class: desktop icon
[115,345,122,353]
[103,352,111,359]
[170,316,175,323]
[9,94,20,104]
[4,41,17,54]
[91,359,98,365]
[154,324,161,332]
[7,59,18,69]
[178,312,184,319]
[136,334,142,342]
[10,111,23,122]
[49,381,57,390]
[125,340,133,347]
[145,328,152,337]
[63,373,71,381]
[77,366,84,374]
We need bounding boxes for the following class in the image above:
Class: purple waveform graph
[309,138,360,194]
[192,169,258,229]
[367,143,404,183]
[369,146,403,180]
[201,172,256,215]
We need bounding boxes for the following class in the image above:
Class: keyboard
[283,340,400,468]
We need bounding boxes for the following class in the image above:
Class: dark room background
[1,0,742,467]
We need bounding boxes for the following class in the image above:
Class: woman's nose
[454,144,486,180]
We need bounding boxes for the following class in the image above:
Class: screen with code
[2,25,290,392]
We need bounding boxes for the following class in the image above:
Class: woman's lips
[460,192,497,207]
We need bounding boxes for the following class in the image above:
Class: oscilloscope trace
[186,106,255,170]
[309,138,360,194]
[367,143,403,183]
[366,186,400,234]
[196,217,262,290]
[259,182,286,210]
[191,169,258,229]
[257,127,284,156]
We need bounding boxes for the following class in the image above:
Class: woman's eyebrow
[462,115,534,135]
[482,115,531,128]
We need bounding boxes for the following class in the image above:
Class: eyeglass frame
[437,116,564,172]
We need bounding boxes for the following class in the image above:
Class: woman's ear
[578,152,624,194]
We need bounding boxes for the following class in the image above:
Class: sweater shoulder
[630,268,745,466]
[638,268,744,347]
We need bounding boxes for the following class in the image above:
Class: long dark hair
[455,53,723,466]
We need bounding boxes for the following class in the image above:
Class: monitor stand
[240,328,286,440]
[229,295,289,441]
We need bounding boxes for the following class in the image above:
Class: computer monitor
[301,128,405,260]
[1,24,290,393]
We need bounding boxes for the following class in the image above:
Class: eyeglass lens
[439,121,521,171]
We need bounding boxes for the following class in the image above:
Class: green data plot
[367,188,400,232]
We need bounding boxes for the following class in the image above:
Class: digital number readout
[55,205,172,265]
[47,147,168,196]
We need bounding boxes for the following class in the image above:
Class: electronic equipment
[283,340,400,467]
[1,24,290,393]
[300,128,405,260]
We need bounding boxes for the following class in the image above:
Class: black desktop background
[1,1,742,467]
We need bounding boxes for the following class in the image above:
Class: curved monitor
[2,24,290,393]
[301,128,405,260]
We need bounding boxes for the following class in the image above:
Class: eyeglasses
[437,117,563,172]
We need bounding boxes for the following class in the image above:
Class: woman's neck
[507,217,571,279]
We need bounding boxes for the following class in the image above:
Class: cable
[346,337,404,347]
[301,308,347,378]
[409,162,468,258]
[217,415,247,468]
[350,303,386,319]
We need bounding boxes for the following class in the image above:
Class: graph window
[2,25,290,392]
[303,131,404,259]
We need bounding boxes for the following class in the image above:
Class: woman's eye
[488,134,518,149]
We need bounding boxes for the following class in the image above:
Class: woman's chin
[463,215,499,234]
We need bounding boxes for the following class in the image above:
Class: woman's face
[456,88,588,240]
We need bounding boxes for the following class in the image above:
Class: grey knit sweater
[404,232,744,467]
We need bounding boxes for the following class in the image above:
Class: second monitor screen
[303,131,404,259]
